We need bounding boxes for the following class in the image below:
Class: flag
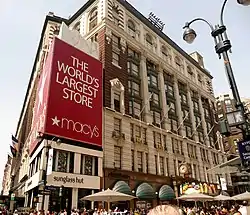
[11,135,19,152]
[10,145,16,157]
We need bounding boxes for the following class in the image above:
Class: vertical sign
[238,140,250,166]
[220,177,227,191]
[47,148,54,175]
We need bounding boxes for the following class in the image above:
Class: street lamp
[237,0,250,5]
[182,0,250,140]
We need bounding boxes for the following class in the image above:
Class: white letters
[56,56,100,108]
[61,117,100,138]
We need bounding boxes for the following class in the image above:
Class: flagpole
[204,125,215,142]
[137,93,153,136]
[175,112,190,136]
[190,119,202,138]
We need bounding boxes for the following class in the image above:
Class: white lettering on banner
[51,116,99,138]
[55,56,100,108]
[53,176,84,184]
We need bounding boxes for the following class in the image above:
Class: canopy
[113,181,131,195]
[82,188,136,202]
[177,193,214,201]
[136,183,155,199]
[233,191,250,200]
[214,194,232,201]
[158,185,175,200]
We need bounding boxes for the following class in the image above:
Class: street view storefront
[103,168,176,210]
[24,141,103,212]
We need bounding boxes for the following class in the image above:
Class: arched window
[73,21,80,32]
[161,45,168,57]
[89,7,98,31]
[175,56,182,71]
[128,19,136,32]
[145,33,153,50]
[128,19,136,38]
[146,34,153,45]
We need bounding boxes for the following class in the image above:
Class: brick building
[8,0,231,211]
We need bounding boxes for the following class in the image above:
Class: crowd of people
[1,201,249,215]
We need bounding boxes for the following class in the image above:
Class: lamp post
[182,0,250,141]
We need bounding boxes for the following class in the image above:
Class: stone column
[173,77,184,136]
[72,188,78,209]
[74,153,81,174]
[158,67,170,130]
[187,86,198,142]
[198,95,209,146]
[140,55,152,124]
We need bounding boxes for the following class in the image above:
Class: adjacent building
[216,94,250,194]
[7,0,231,211]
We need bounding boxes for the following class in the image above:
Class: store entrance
[49,187,72,213]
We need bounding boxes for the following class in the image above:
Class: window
[204,108,209,118]
[53,150,74,173]
[73,22,80,32]
[182,109,190,121]
[160,156,164,176]
[172,138,183,155]
[148,74,158,88]
[168,101,176,115]
[137,151,143,172]
[153,132,162,148]
[166,158,169,176]
[84,156,93,175]
[195,116,201,127]
[152,111,161,126]
[127,48,140,60]
[145,153,149,173]
[198,131,204,143]
[175,56,182,71]
[131,150,135,171]
[128,62,140,77]
[173,159,177,176]
[80,155,98,176]
[180,93,188,105]
[141,128,147,144]
[129,100,141,118]
[114,118,121,132]
[170,119,178,133]
[193,101,199,112]
[145,33,153,49]
[161,46,169,62]
[128,80,140,97]
[185,126,192,139]
[128,19,136,37]
[114,92,120,112]
[165,83,174,97]
[112,6,120,25]
[155,155,158,174]
[114,146,121,169]
[151,92,160,107]
[112,35,120,65]
[187,66,193,77]
[135,125,140,138]
[89,7,98,31]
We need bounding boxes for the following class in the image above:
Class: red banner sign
[29,37,103,154]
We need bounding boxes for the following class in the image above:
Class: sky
[0,0,249,189]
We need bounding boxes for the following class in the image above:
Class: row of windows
[29,149,99,177]
[114,145,215,182]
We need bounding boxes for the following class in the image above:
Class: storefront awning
[112,181,131,195]
[136,183,155,199]
[159,185,175,200]
[207,156,240,174]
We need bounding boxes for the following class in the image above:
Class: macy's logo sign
[51,116,99,138]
